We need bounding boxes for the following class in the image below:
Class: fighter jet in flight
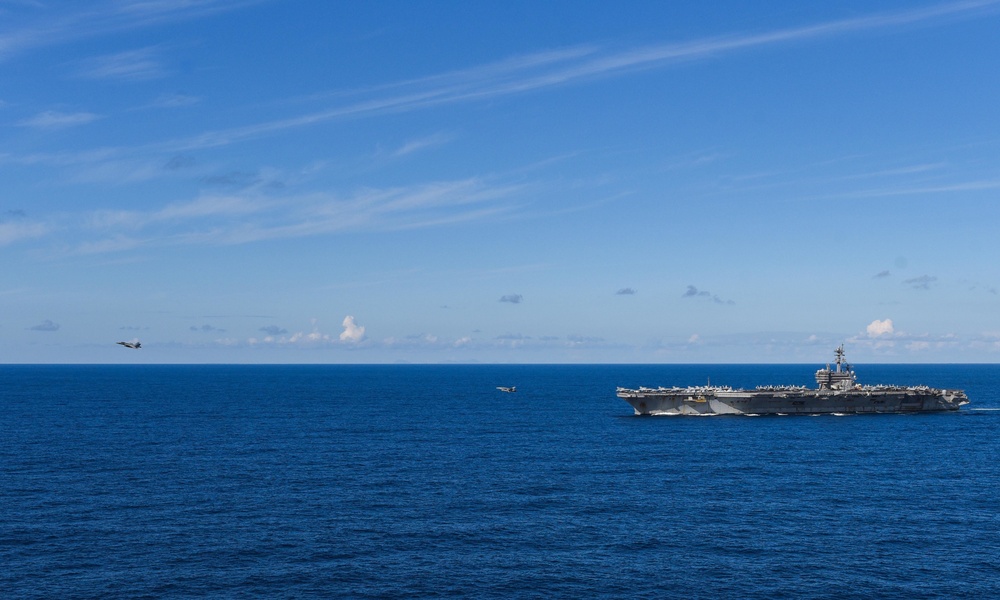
[116,341,141,349]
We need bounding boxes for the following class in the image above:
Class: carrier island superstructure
[617,346,969,416]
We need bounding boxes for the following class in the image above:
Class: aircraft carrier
[617,346,969,416]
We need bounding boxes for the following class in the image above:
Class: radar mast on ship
[815,345,856,390]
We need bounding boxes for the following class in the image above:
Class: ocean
[3,364,999,598]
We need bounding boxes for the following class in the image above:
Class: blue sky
[2,0,1000,363]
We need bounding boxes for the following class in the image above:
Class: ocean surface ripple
[3,364,999,598]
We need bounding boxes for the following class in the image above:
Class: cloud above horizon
[904,275,937,290]
[339,315,366,343]
[682,285,735,305]
[3,1,997,363]
[866,318,895,337]
[29,319,60,332]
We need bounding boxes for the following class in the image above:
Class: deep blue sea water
[3,364,999,599]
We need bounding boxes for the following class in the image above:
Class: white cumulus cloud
[340,315,366,343]
[866,318,895,337]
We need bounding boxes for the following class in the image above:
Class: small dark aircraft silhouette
[117,341,141,349]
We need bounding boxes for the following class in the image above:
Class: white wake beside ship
[617,346,969,416]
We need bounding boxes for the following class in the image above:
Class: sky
[2,0,1000,364]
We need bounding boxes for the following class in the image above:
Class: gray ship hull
[617,388,969,416]
[617,347,969,416]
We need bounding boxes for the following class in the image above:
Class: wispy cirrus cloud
[16,110,101,129]
[70,177,524,253]
[147,0,1000,152]
[844,179,1000,198]
[8,1,999,259]
[147,93,200,109]
[2,157,532,253]
[7,1,997,178]
[85,193,268,231]
[0,0,270,62]
[74,47,167,81]
[0,219,50,245]
[390,133,454,157]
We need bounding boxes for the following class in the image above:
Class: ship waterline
[617,347,969,416]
